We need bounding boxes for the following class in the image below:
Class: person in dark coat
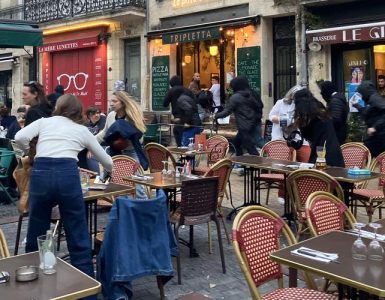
[163,75,196,146]
[293,89,345,167]
[320,81,349,145]
[356,81,385,157]
[47,85,64,108]
[177,93,202,146]
[22,81,53,126]
[215,76,262,156]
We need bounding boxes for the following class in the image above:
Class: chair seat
[353,189,385,201]
[259,173,285,182]
[262,287,337,300]
[193,166,209,175]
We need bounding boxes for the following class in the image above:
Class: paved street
[0,170,375,299]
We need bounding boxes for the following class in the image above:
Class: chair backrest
[204,158,232,199]
[341,142,371,169]
[305,191,356,237]
[144,142,177,173]
[206,135,229,165]
[0,228,10,258]
[370,151,385,188]
[261,140,296,161]
[111,155,144,186]
[180,177,219,222]
[232,206,296,299]
[286,169,344,217]
[0,150,15,176]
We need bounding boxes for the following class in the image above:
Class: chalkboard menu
[152,56,169,111]
[237,46,261,92]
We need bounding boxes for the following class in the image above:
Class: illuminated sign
[162,27,220,44]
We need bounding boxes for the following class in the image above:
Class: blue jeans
[26,157,96,300]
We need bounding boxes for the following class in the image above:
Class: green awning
[0,22,43,48]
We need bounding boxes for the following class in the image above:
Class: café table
[0,252,100,299]
[168,147,211,170]
[270,230,384,300]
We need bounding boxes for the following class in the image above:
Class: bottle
[185,161,191,175]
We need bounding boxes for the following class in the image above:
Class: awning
[0,20,42,48]
[306,21,385,45]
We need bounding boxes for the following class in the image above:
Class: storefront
[38,26,109,110]
[147,13,260,111]
[307,21,385,110]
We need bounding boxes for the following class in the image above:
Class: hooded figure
[320,81,349,144]
[215,76,263,156]
[357,81,385,157]
[163,75,196,146]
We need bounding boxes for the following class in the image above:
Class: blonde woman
[94,90,148,198]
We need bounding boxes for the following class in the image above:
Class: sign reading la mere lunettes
[237,46,261,92]
[152,56,170,111]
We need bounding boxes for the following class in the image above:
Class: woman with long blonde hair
[95,88,148,199]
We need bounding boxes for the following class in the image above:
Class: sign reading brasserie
[237,46,261,92]
[162,27,220,44]
[307,21,385,45]
[152,55,169,111]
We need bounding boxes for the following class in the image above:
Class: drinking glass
[315,146,326,170]
[352,222,368,260]
[188,138,194,150]
[176,166,184,178]
[162,160,168,176]
[368,223,384,261]
[80,171,89,195]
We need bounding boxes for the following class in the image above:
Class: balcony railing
[24,0,146,23]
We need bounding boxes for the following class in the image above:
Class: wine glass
[188,138,194,150]
[352,222,368,260]
[162,160,168,176]
[368,223,384,261]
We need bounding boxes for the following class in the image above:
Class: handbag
[13,157,32,214]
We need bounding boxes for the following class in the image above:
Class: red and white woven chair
[286,169,344,240]
[144,142,177,173]
[305,191,356,237]
[232,205,336,300]
[341,142,372,188]
[352,151,385,222]
[259,140,296,205]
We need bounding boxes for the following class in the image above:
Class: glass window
[124,38,141,101]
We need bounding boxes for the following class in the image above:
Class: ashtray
[15,266,39,282]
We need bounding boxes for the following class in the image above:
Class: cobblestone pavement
[0,170,375,299]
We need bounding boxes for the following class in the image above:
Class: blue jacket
[98,190,178,300]
[104,119,149,170]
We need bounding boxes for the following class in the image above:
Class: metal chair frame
[0,228,9,258]
[144,142,177,173]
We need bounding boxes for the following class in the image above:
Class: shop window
[124,38,141,101]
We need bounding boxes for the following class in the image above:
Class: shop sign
[37,37,99,53]
[152,55,169,111]
[237,46,261,92]
[162,27,220,44]
[307,21,385,45]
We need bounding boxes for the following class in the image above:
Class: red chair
[259,140,296,205]
[305,191,356,237]
[352,151,385,222]
[232,205,336,300]
[286,169,344,240]
[144,142,177,173]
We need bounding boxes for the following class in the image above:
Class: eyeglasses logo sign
[56,72,89,91]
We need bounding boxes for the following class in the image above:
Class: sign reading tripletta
[307,21,385,45]
[162,27,221,44]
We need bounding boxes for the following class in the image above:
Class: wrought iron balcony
[24,0,146,23]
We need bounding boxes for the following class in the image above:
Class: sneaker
[277,197,285,205]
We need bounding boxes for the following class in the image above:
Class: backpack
[197,90,214,110]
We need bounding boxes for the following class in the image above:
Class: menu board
[152,55,170,111]
[237,46,261,92]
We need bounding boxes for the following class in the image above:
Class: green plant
[346,113,366,142]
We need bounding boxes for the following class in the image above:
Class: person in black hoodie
[22,81,53,126]
[47,85,64,108]
[163,75,196,146]
[215,76,263,156]
[320,81,349,144]
[293,89,345,167]
[356,81,385,157]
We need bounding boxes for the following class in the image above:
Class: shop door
[51,48,102,110]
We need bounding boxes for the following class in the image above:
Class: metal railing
[24,0,146,23]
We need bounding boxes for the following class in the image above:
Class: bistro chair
[232,205,336,300]
[0,228,10,258]
[170,177,225,284]
[203,158,233,251]
[0,149,17,205]
[286,169,344,240]
[144,142,177,173]
[258,140,296,205]
[352,151,385,222]
[341,142,371,188]
[194,135,229,173]
[305,191,356,237]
